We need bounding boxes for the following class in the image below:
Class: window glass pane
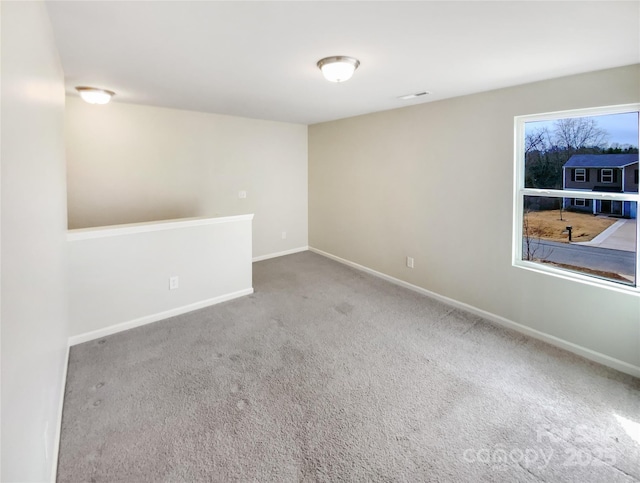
[522,196,636,286]
[524,112,639,191]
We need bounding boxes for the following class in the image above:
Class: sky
[525,111,639,147]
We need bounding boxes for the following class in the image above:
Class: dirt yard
[523,209,617,243]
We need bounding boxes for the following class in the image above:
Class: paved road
[524,239,635,278]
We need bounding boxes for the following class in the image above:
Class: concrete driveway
[573,218,636,252]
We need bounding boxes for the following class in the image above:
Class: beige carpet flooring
[57,251,640,482]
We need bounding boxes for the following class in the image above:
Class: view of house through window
[515,106,639,288]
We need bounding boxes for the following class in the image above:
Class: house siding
[564,167,624,192]
[624,163,639,192]
[565,197,593,214]
[563,160,638,219]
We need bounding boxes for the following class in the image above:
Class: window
[514,105,639,290]
[635,169,638,184]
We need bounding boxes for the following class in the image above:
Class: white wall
[68,216,253,341]
[1,2,70,480]
[309,65,640,373]
[65,98,308,259]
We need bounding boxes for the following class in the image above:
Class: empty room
[2,1,640,482]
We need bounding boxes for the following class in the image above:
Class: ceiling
[46,1,640,125]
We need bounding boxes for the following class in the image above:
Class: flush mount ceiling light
[317,56,360,83]
[75,86,115,105]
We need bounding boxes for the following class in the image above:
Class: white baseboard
[68,288,254,346]
[309,247,640,379]
[253,246,309,262]
[51,343,70,482]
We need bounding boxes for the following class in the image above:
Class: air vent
[398,91,430,100]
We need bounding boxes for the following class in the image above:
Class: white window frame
[601,168,614,183]
[513,104,640,293]
[575,168,586,182]
[574,198,586,207]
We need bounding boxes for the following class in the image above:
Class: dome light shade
[317,56,360,83]
[76,86,115,104]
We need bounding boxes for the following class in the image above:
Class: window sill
[513,259,639,295]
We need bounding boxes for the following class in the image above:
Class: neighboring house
[562,153,638,218]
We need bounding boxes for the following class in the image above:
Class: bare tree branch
[525,127,550,154]
[553,118,608,152]
[522,209,554,261]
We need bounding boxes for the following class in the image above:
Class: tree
[524,127,564,192]
[522,209,553,261]
[553,118,608,153]
[525,127,550,155]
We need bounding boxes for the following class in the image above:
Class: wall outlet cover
[169,276,179,290]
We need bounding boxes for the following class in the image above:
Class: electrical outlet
[169,276,179,290]
[407,257,414,269]
[281,231,287,239]
[238,190,247,199]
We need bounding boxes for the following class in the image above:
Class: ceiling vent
[398,91,430,100]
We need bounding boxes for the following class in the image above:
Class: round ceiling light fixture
[75,86,116,105]
[317,56,360,83]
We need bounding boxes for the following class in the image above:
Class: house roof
[564,154,639,168]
